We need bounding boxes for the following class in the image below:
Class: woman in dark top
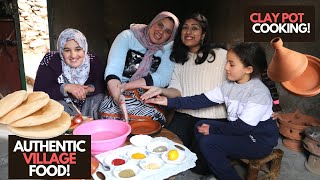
[34,28,105,118]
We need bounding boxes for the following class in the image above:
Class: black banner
[8,135,91,179]
[244,6,315,42]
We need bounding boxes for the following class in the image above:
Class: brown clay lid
[267,37,308,82]
[281,55,320,97]
[129,119,161,135]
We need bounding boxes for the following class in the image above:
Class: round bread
[8,111,71,139]
[0,92,49,124]
[9,99,64,127]
[0,90,28,119]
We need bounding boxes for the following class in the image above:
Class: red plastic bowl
[73,120,131,154]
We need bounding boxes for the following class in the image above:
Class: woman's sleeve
[87,55,105,96]
[33,54,65,100]
[150,42,175,87]
[167,63,182,93]
[167,93,219,109]
[104,30,130,82]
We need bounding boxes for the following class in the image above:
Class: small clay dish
[281,55,320,97]
[129,119,161,136]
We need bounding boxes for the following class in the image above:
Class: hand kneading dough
[10,99,64,127]
[8,111,71,139]
[0,90,28,119]
[0,92,49,124]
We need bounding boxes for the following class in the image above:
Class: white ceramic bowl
[113,164,140,179]
[130,135,152,147]
[139,157,165,171]
[103,153,129,170]
[127,147,148,161]
[147,141,169,155]
[161,149,186,165]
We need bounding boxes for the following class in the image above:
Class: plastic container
[73,120,131,154]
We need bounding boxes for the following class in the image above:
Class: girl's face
[181,18,205,53]
[225,50,252,84]
[62,40,85,68]
[148,17,174,45]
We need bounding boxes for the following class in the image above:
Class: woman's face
[181,18,205,53]
[225,50,252,84]
[62,40,85,68]
[148,17,174,44]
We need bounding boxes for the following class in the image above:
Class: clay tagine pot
[281,55,320,97]
[267,37,308,82]
[276,110,320,151]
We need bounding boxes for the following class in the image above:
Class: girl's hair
[170,13,226,65]
[229,42,267,77]
[230,42,281,109]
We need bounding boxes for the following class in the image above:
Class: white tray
[94,137,197,180]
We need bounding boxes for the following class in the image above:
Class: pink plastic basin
[73,120,131,154]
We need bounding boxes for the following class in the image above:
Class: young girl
[145,42,279,180]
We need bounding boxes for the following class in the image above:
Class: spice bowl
[130,134,152,147]
[104,154,129,170]
[113,164,140,179]
[147,141,169,155]
[140,157,165,171]
[127,147,148,162]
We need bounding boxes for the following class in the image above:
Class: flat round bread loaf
[0,92,49,124]
[10,99,64,127]
[8,111,71,139]
[0,90,28,119]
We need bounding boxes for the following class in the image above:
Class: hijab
[129,11,179,81]
[57,28,90,85]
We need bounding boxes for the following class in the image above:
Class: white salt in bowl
[130,134,152,147]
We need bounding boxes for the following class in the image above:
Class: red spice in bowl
[112,158,126,166]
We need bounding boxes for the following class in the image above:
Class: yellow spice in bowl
[131,153,146,159]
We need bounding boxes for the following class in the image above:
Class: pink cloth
[129,11,179,81]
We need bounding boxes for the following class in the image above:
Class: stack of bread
[0,90,71,139]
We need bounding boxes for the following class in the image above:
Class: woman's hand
[64,84,88,100]
[117,83,127,93]
[141,86,163,100]
[197,124,210,135]
[144,95,168,106]
[272,112,281,120]
[84,86,95,94]
[107,79,122,105]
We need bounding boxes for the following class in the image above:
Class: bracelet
[273,100,280,105]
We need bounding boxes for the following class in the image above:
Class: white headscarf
[57,28,90,85]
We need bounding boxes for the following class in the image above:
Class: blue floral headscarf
[57,28,90,85]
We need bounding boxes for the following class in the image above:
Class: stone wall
[18,0,49,54]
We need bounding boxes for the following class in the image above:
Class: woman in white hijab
[34,28,105,118]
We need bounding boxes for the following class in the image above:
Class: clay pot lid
[304,126,320,141]
[129,119,161,136]
[281,55,320,97]
[267,37,308,82]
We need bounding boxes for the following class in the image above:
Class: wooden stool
[239,149,284,180]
